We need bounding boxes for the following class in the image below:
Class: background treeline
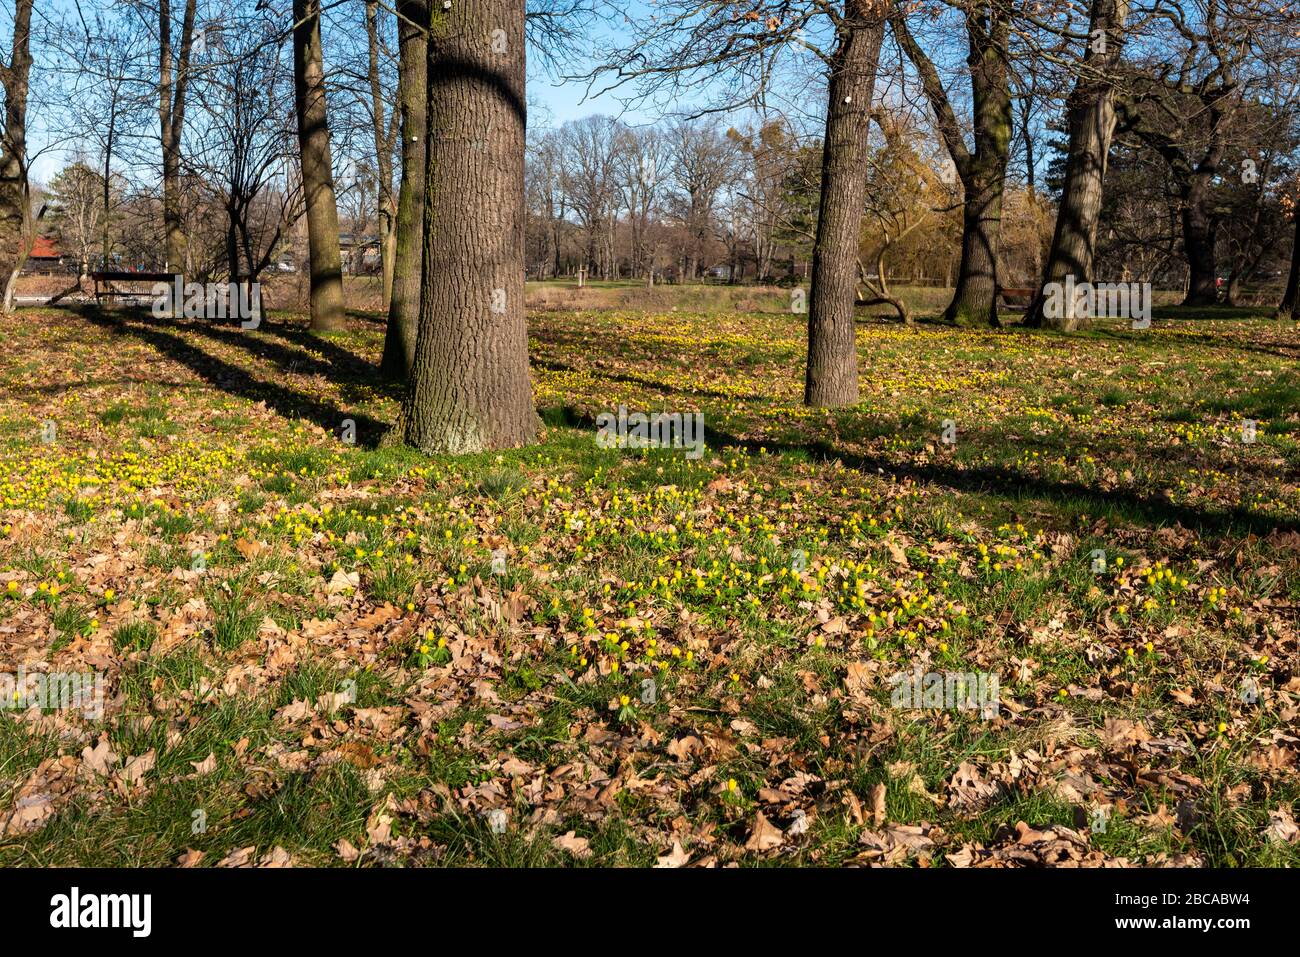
[17,1,1300,311]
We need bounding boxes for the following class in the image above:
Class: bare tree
[1020,1,1130,328]
[0,0,33,312]
[1107,1,1300,306]
[381,0,427,379]
[665,118,736,280]
[1276,183,1300,318]
[157,0,197,273]
[616,124,666,283]
[590,0,890,406]
[44,7,154,271]
[186,13,302,289]
[396,0,538,452]
[891,0,1013,328]
[363,0,398,305]
[292,0,346,330]
[859,108,960,322]
[526,127,566,278]
[559,114,621,279]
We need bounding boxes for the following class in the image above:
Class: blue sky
[26,0,804,182]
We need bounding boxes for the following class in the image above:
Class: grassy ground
[0,301,1297,867]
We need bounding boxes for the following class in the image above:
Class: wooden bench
[90,271,176,305]
[996,286,1034,309]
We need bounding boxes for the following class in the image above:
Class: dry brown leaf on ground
[859,822,943,864]
[947,761,999,810]
[869,782,887,825]
[117,750,155,787]
[190,752,217,775]
[217,846,256,868]
[553,830,593,859]
[1099,717,1151,750]
[0,793,54,837]
[80,736,118,776]
[744,811,784,852]
[1265,807,1299,844]
[259,846,295,867]
[655,841,691,868]
[365,794,399,846]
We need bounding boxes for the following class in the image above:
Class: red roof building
[29,236,61,260]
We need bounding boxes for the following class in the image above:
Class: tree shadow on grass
[137,309,393,398]
[531,356,772,403]
[1080,325,1300,364]
[345,308,386,328]
[544,403,1296,539]
[78,306,392,448]
[255,321,404,400]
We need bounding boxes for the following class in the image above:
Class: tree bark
[1276,208,1300,320]
[892,3,1011,328]
[1027,0,1128,330]
[293,0,347,332]
[159,0,196,276]
[946,9,1011,327]
[1117,61,1232,310]
[365,0,398,312]
[398,0,538,452]
[0,0,33,314]
[1181,173,1219,306]
[948,172,1005,326]
[102,117,114,265]
[381,0,428,379]
[804,0,887,407]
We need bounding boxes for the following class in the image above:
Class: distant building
[338,232,381,274]
[24,236,65,273]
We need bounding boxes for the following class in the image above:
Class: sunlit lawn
[0,302,1296,866]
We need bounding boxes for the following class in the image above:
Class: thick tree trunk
[945,12,1011,327]
[1027,0,1127,330]
[1276,209,1300,320]
[293,0,347,332]
[891,3,1010,328]
[365,0,397,311]
[1224,269,1242,306]
[1181,184,1219,306]
[159,0,196,275]
[804,0,886,407]
[947,173,1005,326]
[0,0,33,313]
[398,0,538,452]
[381,0,426,379]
